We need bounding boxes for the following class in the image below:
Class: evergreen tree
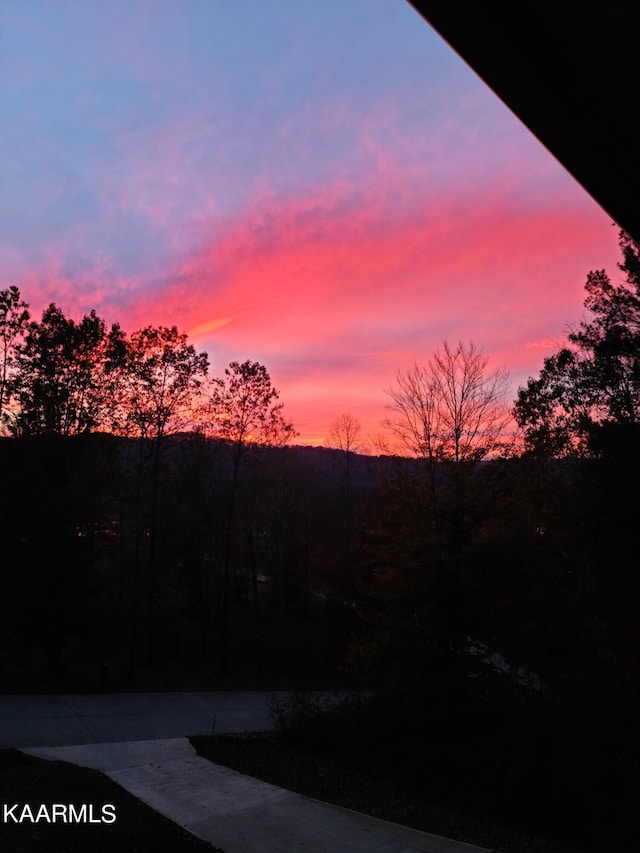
[515,231,640,456]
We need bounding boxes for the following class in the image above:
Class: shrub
[268,691,367,750]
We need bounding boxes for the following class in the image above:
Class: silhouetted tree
[327,413,365,604]
[328,413,365,501]
[352,343,512,708]
[114,325,209,441]
[114,325,209,669]
[10,304,117,436]
[515,230,640,456]
[0,286,30,428]
[207,360,295,669]
[384,340,512,549]
[385,341,512,465]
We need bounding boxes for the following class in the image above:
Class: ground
[0,748,221,853]
[191,732,587,853]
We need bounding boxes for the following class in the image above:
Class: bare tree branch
[384,341,512,463]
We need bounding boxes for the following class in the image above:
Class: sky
[0,0,623,446]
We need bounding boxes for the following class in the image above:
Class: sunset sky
[0,0,622,445]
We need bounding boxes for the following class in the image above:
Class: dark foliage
[515,230,640,456]
[261,687,636,851]
[192,730,585,853]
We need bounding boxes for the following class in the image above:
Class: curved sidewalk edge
[22,738,492,853]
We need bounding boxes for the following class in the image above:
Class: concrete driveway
[0,690,279,748]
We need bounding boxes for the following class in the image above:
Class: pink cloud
[12,162,622,445]
[163,177,617,342]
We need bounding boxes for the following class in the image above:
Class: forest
[1,231,639,849]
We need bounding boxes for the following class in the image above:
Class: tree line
[0,291,294,445]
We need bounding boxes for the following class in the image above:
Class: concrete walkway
[23,738,491,853]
